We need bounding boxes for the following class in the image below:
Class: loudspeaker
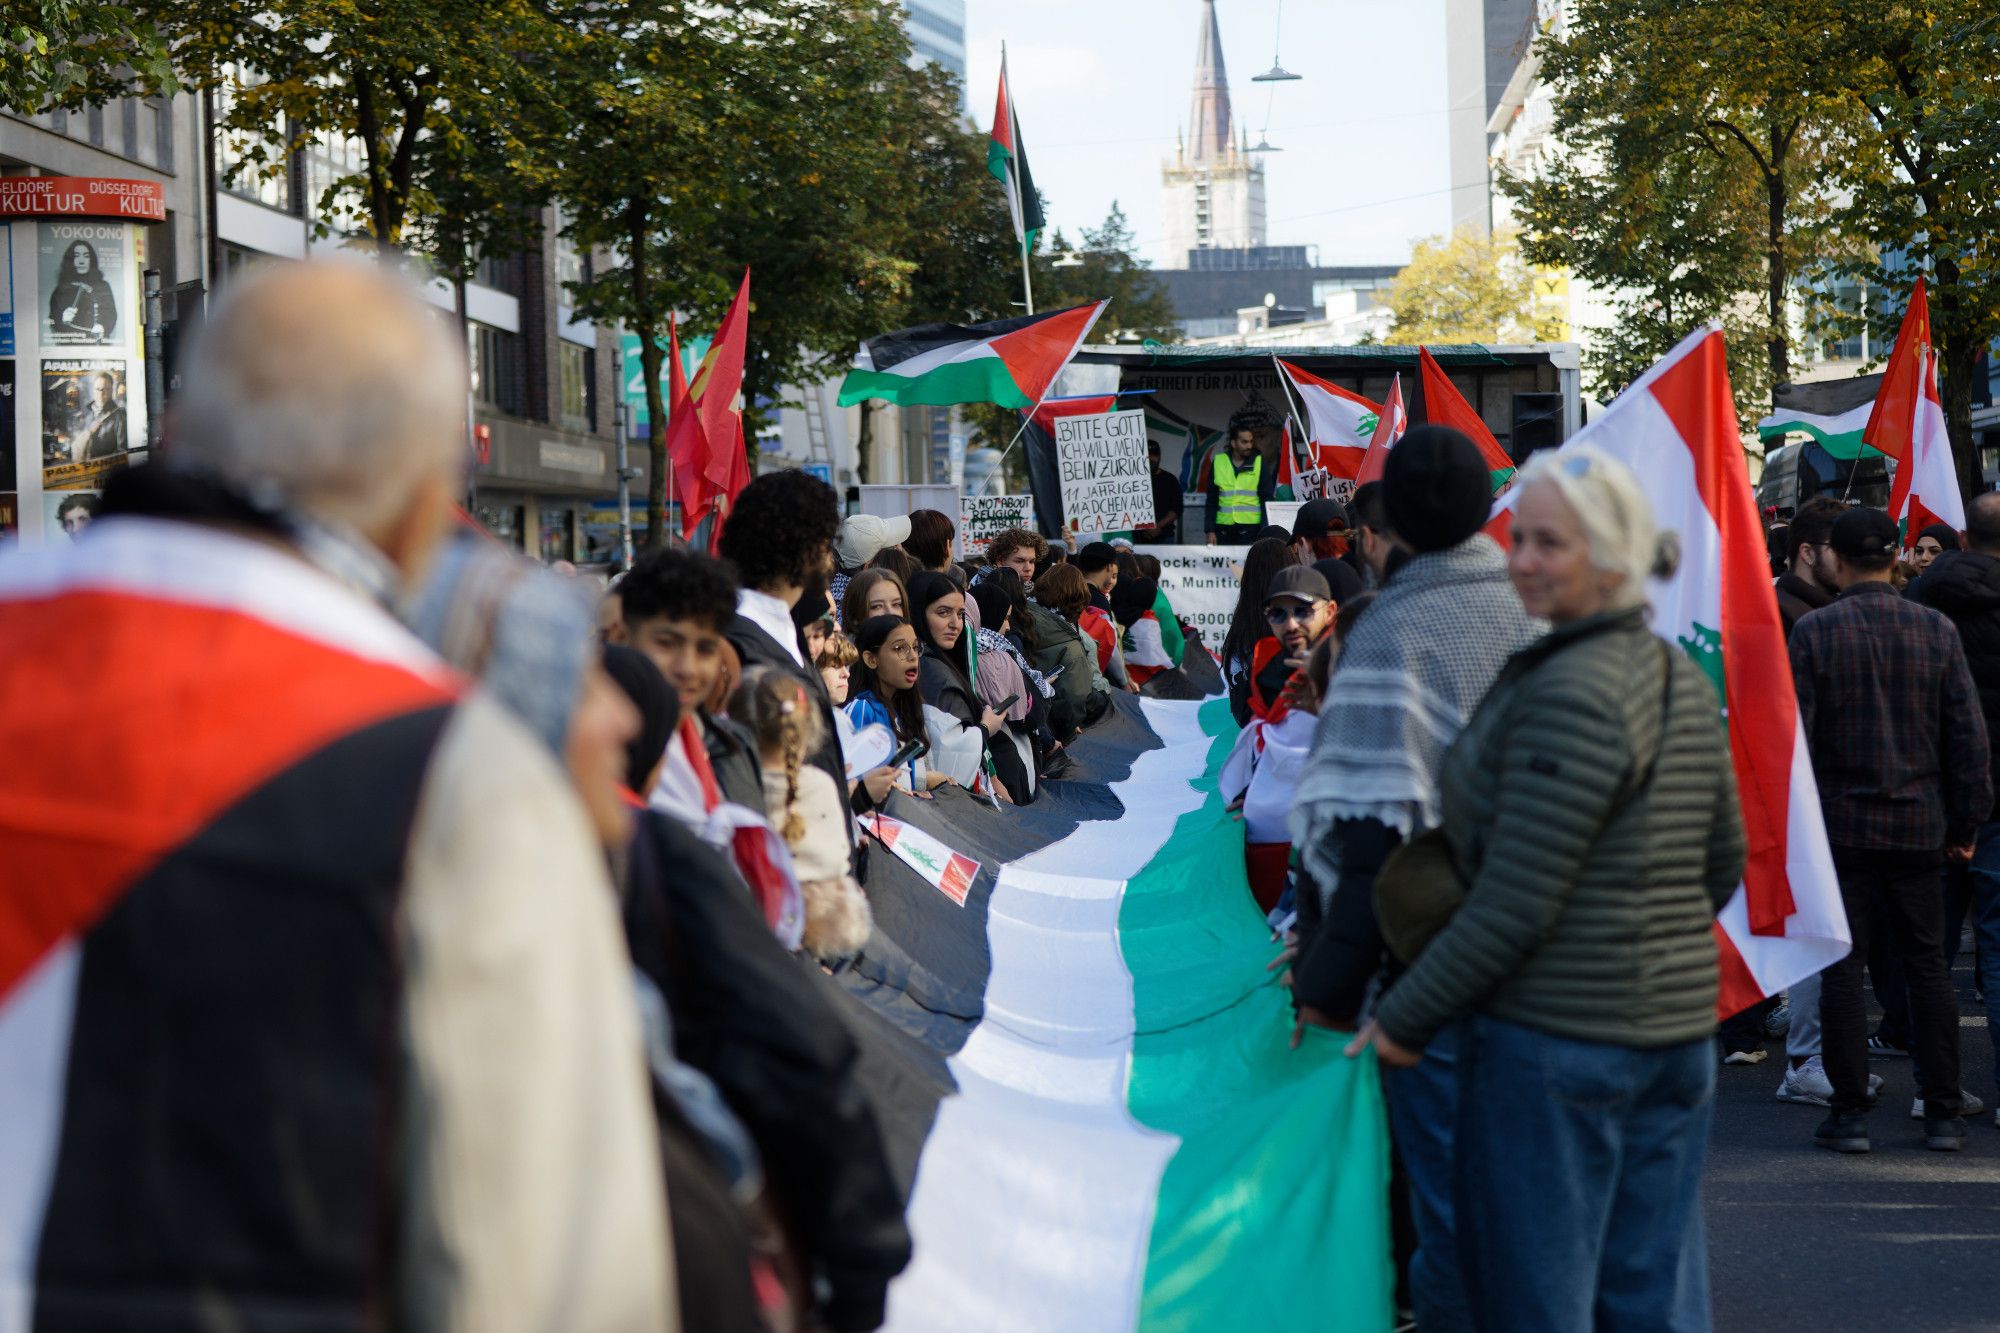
[1509,392,1566,465]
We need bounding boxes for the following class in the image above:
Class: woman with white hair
[1348,447,1745,1332]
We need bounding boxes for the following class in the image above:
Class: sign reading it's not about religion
[1054,408,1154,534]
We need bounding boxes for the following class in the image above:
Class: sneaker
[1763,1002,1792,1040]
[1867,1031,1911,1057]
[1815,1110,1871,1153]
[1923,1115,1968,1151]
[1722,1047,1769,1066]
[1776,1058,1884,1108]
[1909,1092,1987,1120]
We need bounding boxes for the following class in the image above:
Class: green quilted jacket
[1374,606,1746,1050]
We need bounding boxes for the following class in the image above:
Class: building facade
[1443,0,1537,239]
[902,0,968,110]
[0,92,633,559]
[1160,0,1267,265]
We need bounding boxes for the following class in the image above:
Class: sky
[963,0,1458,270]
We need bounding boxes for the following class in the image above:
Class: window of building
[553,206,589,297]
[302,130,368,233]
[558,343,595,433]
[215,68,293,211]
[540,506,576,563]
[475,251,523,296]
[475,502,525,552]
[467,321,523,415]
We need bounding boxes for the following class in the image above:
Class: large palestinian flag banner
[1497,325,1850,1012]
[832,677,1393,1330]
[836,303,1106,410]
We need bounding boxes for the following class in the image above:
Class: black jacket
[625,810,911,1332]
[1907,549,2000,819]
[700,709,765,813]
[1774,571,1833,640]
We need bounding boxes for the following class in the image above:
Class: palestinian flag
[1276,358,1382,481]
[1869,276,1966,542]
[1493,325,1850,1015]
[1418,346,1516,493]
[836,302,1106,410]
[1756,402,1872,461]
[988,55,1045,261]
[838,687,1391,1331]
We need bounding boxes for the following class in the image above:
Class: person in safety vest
[1203,405,1278,545]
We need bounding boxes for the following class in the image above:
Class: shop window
[474,502,524,551]
[468,322,523,416]
[540,506,576,564]
[558,342,595,433]
[216,68,293,212]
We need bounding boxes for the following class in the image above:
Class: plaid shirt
[1791,580,1993,850]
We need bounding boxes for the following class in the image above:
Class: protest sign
[960,494,1034,555]
[1055,408,1153,534]
[1132,544,1241,647]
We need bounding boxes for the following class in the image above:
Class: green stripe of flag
[1120,700,1395,1330]
[836,356,1030,409]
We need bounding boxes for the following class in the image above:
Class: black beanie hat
[1383,425,1492,552]
[601,644,679,794]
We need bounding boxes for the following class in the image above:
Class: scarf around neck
[1290,535,1543,890]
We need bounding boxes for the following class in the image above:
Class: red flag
[663,315,716,533]
[698,270,752,490]
[1420,348,1516,543]
[1277,422,1298,493]
[1868,277,1966,541]
[1355,373,1406,486]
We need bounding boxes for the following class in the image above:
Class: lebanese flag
[1868,277,1966,543]
[837,302,1106,410]
[1418,347,1516,493]
[1277,358,1382,480]
[1354,373,1406,486]
[1493,325,1850,1015]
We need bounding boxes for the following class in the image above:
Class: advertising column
[0,177,163,544]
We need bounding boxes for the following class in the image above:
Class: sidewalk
[1705,952,2000,1331]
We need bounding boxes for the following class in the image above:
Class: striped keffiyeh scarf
[976,624,1054,698]
[1290,537,1543,891]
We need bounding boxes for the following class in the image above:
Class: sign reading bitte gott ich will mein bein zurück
[1054,408,1154,535]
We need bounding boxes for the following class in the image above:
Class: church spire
[1187,0,1232,164]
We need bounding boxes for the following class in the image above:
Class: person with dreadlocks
[1200,400,1283,545]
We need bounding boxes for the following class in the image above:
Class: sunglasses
[1265,601,1324,626]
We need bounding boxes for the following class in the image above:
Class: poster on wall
[0,221,15,355]
[42,358,129,488]
[42,488,99,542]
[40,220,127,347]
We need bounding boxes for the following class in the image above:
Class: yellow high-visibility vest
[1214,453,1263,526]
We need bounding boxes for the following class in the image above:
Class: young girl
[840,568,906,634]
[735,667,873,963]
[844,615,948,792]
[906,572,1011,800]
[818,630,858,758]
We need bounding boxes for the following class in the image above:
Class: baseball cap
[1293,498,1350,541]
[836,513,912,569]
[1829,506,1899,561]
[1263,564,1332,607]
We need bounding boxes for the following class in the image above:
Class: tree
[1825,0,2000,497]
[1034,203,1178,343]
[1,2,174,113]
[138,0,567,252]
[1383,226,1543,346]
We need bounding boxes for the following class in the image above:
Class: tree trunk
[856,401,873,484]
[1764,159,1790,397]
[1940,333,1983,504]
[639,324,668,549]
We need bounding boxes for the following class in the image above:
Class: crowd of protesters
[7,259,1993,1333]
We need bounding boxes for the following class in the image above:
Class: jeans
[1968,823,2000,1099]
[1823,846,1961,1117]
[1785,971,1822,1061]
[1455,1016,1713,1333]
[1383,1021,1473,1333]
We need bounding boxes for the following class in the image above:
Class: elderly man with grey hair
[0,261,675,1331]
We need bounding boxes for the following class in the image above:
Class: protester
[719,470,850,803]
[1349,480,1395,585]
[1313,555,1364,608]
[1792,505,1991,1152]
[1352,446,1744,1332]
[905,508,959,574]
[982,527,1046,587]
[1292,498,1352,564]
[1134,439,1184,543]
[1221,536,1305,725]
[1026,562,1114,739]
[1912,521,1959,572]
[834,513,912,609]
[907,571,1013,798]
[1774,497,1845,634]
[867,544,925,586]
[847,614,948,792]
[0,261,672,1329]
[1075,541,1120,609]
[842,566,908,632]
[1247,565,1335,722]
[618,545,766,811]
[1289,425,1543,1331]
[735,667,875,962]
[1203,404,1279,544]
[968,578,1055,771]
[1283,590,1377,718]
[819,630,858,706]
[1111,572,1175,689]
[1134,551,1190,665]
[1906,490,2000,1127]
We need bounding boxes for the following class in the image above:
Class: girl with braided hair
[734,666,873,963]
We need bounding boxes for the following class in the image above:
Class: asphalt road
[1705,951,2000,1332]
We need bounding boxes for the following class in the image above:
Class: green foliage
[1382,226,1543,346]
[1,2,175,113]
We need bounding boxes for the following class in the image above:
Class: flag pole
[1269,354,1314,471]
